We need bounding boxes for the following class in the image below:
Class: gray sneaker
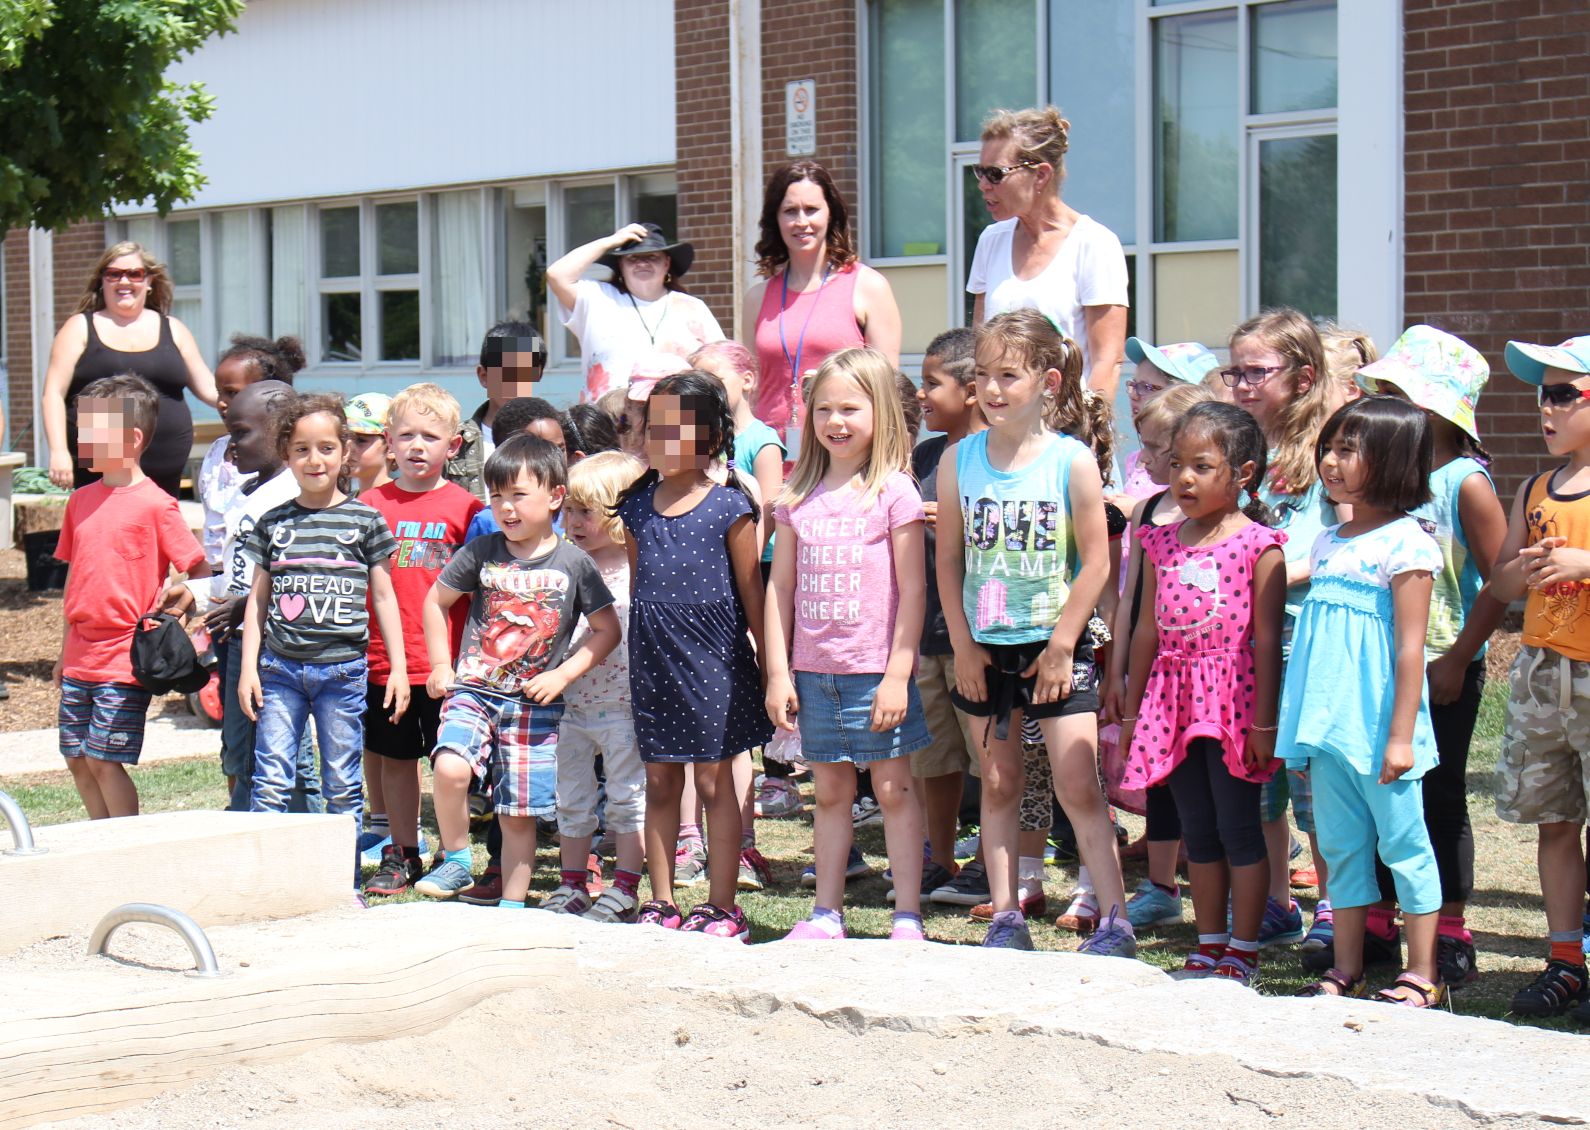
[982,916,1035,950]
[583,888,641,924]
[674,840,707,886]
[414,859,475,899]
[539,884,593,914]
[1078,909,1139,959]
[929,860,990,906]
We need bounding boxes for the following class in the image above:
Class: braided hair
[610,370,750,512]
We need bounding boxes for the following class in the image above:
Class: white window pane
[565,185,615,254]
[1252,0,1337,115]
[955,0,1037,143]
[1154,249,1238,347]
[270,205,309,339]
[125,217,159,251]
[167,220,201,286]
[871,0,946,257]
[433,191,487,368]
[172,296,203,339]
[1154,10,1238,242]
[1048,0,1136,244]
[1259,135,1337,319]
[377,201,419,275]
[321,206,360,278]
[213,211,257,355]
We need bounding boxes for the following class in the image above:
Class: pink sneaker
[889,919,926,942]
[784,918,845,941]
[638,900,682,929]
[680,902,751,942]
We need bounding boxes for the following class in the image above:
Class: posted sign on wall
[786,79,815,156]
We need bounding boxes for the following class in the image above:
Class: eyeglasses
[1538,383,1590,408]
[102,268,148,284]
[970,161,1039,186]
[1126,380,1168,400]
[1219,365,1286,389]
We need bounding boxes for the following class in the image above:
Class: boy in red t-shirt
[360,383,483,895]
[54,375,207,818]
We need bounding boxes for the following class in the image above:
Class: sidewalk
[0,698,218,778]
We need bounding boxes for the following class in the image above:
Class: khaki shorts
[910,653,980,779]
[1496,645,1590,825]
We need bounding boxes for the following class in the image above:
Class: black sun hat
[597,223,694,279]
[131,613,215,695]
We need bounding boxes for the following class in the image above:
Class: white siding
[162,0,676,209]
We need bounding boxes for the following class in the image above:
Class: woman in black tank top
[42,242,219,497]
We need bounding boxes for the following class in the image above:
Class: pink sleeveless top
[751,263,864,433]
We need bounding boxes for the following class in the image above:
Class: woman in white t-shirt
[548,223,725,402]
[967,106,1129,401]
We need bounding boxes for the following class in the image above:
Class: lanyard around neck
[777,263,833,401]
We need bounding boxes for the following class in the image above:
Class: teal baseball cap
[1504,336,1590,386]
[1125,337,1220,384]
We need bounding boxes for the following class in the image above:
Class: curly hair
[754,161,857,278]
[219,334,307,385]
[276,392,352,492]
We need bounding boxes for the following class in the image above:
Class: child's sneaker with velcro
[638,900,683,929]
[681,902,751,941]
[539,884,593,915]
[1511,959,1588,1018]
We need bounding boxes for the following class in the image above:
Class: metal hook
[0,789,45,856]
[89,903,227,978]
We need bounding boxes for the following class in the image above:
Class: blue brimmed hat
[1504,336,1590,386]
[1125,338,1219,384]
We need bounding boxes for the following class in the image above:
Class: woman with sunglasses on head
[548,223,724,403]
[743,160,901,453]
[42,242,220,496]
[967,107,1129,403]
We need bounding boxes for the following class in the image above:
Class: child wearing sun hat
[1348,324,1509,991]
[1120,338,1220,496]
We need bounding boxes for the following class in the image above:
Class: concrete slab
[0,704,218,779]
[0,810,352,954]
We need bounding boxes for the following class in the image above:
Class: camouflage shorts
[1495,645,1590,825]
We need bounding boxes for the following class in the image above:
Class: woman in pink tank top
[742,161,901,446]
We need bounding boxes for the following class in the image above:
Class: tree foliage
[0,0,242,232]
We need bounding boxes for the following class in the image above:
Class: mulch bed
[0,546,66,731]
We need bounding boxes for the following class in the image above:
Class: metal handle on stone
[88,903,226,978]
[0,788,45,855]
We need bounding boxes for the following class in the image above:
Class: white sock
[1075,865,1094,895]
[1018,856,1045,887]
[368,812,388,836]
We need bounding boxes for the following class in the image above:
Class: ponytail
[1241,485,1274,527]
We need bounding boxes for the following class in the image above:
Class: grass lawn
[9,676,1583,1032]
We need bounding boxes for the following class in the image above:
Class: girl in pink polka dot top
[1118,403,1288,984]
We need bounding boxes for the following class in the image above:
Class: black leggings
[1145,782,1182,842]
[1376,660,1480,905]
[1166,738,1266,868]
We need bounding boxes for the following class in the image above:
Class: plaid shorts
[432,689,561,818]
[58,678,153,765]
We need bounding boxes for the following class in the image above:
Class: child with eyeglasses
[1225,308,1336,955]
[1488,335,1590,1022]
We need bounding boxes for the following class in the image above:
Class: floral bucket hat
[1354,324,1488,444]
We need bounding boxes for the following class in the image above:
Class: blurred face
[76,397,141,472]
[477,339,544,407]
[645,393,715,475]
[974,345,1052,431]
[1539,367,1590,458]
[1317,427,1368,508]
[618,251,669,300]
[918,355,974,432]
[1170,427,1248,523]
[388,407,460,484]
[214,356,258,422]
[490,468,564,544]
[976,138,1048,222]
[286,411,346,500]
[350,432,388,485]
[698,354,751,415]
[1136,419,1173,486]
[779,179,829,257]
[564,501,617,554]
[227,395,277,476]
[1228,336,1309,437]
[99,254,150,317]
[811,373,874,463]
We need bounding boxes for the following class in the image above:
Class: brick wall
[1404,0,1590,495]
[675,0,737,328]
[52,222,108,329]
[4,231,32,452]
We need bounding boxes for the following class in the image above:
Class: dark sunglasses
[1539,383,1590,408]
[103,267,148,284]
[970,161,1039,186]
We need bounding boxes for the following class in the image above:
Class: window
[319,205,362,362]
[868,0,946,259]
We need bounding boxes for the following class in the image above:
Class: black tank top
[68,311,194,494]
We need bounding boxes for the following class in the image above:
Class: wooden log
[0,905,575,1128]
[0,811,353,955]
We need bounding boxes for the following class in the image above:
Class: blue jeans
[252,650,365,816]
[223,637,321,813]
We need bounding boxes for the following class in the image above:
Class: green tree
[0,0,242,232]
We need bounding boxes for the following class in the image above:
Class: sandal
[1297,967,1367,998]
[1372,971,1446,1009]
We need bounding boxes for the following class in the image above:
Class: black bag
[131,613,215,695]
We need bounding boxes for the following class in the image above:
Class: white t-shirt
[560,279,724,401]
[208,467,301,606]
[967,214,1129,383]
[197,435,253,568]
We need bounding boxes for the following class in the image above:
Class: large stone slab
[0,811,352,954]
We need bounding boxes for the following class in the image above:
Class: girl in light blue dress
[1279,396,1446,1007]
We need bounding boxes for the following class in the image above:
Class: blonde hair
[1230,308,1330,495]
[975,310,1114,483]
[567,451,644,545]
[1319,322,1378,405]
[1134,382,1216,436]
[779,347,912,508]
[387,382,462,435]
[981,106,1071,189]
[76,241,173,316]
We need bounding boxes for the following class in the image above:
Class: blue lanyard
[777,264,832,416]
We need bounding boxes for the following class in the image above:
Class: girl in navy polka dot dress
[1118,403,1288,984]
[615,371,772,941]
